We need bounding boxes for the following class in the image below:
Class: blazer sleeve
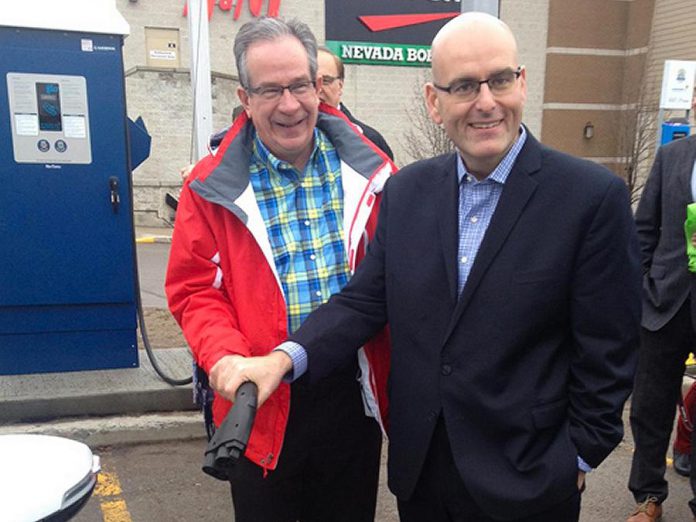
[568,175,641,467]
[634,147,664,274]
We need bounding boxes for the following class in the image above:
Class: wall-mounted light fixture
[583,122,595,140]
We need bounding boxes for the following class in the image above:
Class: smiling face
[425,16,526,179]
[237,35,319,169]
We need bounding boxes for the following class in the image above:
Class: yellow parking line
[100,499,132,522]
[94,468,132,522]
[95,471,123,497]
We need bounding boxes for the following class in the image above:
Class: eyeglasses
[320,75,342,85]
[432,66,523,101]
[246,80,316,101]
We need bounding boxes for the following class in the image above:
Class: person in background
[626,87,696,522]
[317,46,394,160]
[166,16,395,522]
[215,12,641,522]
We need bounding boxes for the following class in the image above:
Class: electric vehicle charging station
[661,119,691,145]
[0,1,150,375]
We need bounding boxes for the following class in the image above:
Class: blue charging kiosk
[0,3,149,375]
[661,120,691,145]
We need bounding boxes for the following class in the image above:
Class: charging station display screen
[36,82,62,131]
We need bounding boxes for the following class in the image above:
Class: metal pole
[460,0,500,17]
[187,0,213,161]
[656,108,664,151]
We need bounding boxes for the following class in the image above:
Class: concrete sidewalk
[0,346,201,443]
[0,227,203,444]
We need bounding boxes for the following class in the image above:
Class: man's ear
[237,86,252,117]
[424,83,443,125]
[518,66,528,105]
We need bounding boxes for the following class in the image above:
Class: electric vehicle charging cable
[132,242,192,386]
[128,0,208,388]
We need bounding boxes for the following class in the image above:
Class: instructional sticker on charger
[7,72,91,164]
[14,114,39,136]
[63,115,87,138]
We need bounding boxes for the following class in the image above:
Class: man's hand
[209,352,293,407]
[577,471,586,492]
[180,164,194,182]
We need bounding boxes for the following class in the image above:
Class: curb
[0,348,195,424]
[136,235,172,244]
[0,411,206,447]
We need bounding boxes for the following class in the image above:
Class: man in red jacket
[166,17,395,522]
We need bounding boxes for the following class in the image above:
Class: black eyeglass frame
[320,74,343,85]
[432,66,524,98]
[246,79,316,99]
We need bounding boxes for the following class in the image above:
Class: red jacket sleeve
[165,182,253,374]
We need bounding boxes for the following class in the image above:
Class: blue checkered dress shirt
[249,128,350,335]
[457,127,527,294]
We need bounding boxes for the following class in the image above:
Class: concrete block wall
[341,65,425,166]
[125,68,238,226]
[501,0,550,138]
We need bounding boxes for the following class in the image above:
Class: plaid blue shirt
[457,126,527,294]
[249,128,350,334]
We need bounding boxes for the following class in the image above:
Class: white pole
[187,0,213,161]
[460,0,499,17]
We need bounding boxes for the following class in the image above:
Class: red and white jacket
[166,105,395,472]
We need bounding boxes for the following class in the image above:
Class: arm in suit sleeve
[568,175,641,467]
[288,179,392,382]
[634,147,663,274]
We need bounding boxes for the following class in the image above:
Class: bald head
[424,11,526,178]
[431,13,518,82]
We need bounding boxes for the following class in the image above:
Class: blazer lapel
[444,136,542,340]
[435,153,461,305]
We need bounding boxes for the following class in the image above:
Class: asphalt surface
[135,241,171,309]
[35,406,696,522]
[3,237,696,521]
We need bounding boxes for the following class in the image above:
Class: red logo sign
[183,0,281,20]
[358,13,458,32]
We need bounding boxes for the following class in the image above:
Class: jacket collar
[189,106,389,224]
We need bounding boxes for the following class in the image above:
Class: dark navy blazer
[291,131,641,520]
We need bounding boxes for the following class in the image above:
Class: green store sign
[326,41,432,68]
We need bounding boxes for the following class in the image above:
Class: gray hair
[234,17,318,89]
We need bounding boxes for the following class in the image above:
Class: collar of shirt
[457,126,528,186]
[251,128,324,183]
